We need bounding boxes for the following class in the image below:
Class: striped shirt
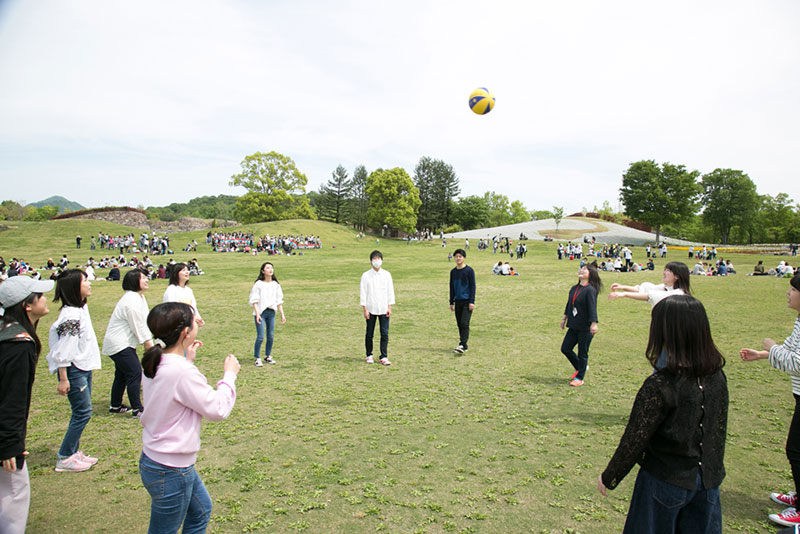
[769,317,800,395]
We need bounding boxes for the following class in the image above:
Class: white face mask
[371,258,382,269]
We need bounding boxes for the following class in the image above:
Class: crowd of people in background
[209,231,321,254]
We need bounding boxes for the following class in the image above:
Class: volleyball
[468,87,495,115]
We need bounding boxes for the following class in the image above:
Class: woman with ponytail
[138,302,240,534]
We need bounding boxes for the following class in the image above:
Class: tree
[552,206,564,233]
[317,165,352,224]
[483,191,512,227]
[530,209,554,221]
[349,165,369,231]
[413,157,460,231]
[365,168,421,234]
[619,160,701,243]
[452,196,490,230]
[509,200,529,224]
[700,169,759,244]
[230,151,309,222]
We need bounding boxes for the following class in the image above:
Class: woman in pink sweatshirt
[138,302,240,534]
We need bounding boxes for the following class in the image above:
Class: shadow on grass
[520,374,567,386]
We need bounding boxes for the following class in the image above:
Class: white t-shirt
[102,291,152,355]
[163,284,201,320]
[46,305,101,373]
[249,280,284,315]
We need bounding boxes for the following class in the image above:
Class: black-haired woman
[45,269,101,472]
[139,302,239,534]
[599,295,728,533]
[248,262,285,367]
[607,261,691,307]
[101,268,153,417]
[163,262,204,326]
[560,264,601,386]
[741,272,800,528]
[0,276,54,533]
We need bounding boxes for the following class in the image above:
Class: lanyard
[572,285,585,305]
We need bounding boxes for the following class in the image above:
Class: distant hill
[28,196,85,213]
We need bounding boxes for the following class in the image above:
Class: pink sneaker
[76,451,98,465]
[55,453,92,472]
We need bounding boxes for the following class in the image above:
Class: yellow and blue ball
[468,87,495,115]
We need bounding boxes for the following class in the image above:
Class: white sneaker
[265,356,276,364]
[365,355,374,364]
[254,358,263,367]
[453,345,465,354]
[55,453,92,473]
[379,357,391,366]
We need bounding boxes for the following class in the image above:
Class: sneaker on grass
[771,507,800,527]
[773,492,798,508]
[365,355,374,364]
[55,454,92,473]
[76,451,98,465]
[453,345,465,354]
[108,405,130,414]
[254,358,263,367]
[265,356,276,364]
[569,379,584,387]
[379,358,391,366]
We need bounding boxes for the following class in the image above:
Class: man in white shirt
[359,250,395,366]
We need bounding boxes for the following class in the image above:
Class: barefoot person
[0,276,54,533]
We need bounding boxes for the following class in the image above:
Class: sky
[1,0,798,214]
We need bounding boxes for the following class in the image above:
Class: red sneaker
[770,507,800,527]
[772,492,798,507]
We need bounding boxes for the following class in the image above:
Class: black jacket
[0,322,38,463]
[602,369,728,491]
[563,283,598,330]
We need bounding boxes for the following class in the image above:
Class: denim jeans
[623,468,721,534]
[58,365,93,458]
[560,328,593,380]
[365,314,389,358]
[139,453,212,534]
[253,308,276,359]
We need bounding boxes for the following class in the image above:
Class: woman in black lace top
[598,295,727,534]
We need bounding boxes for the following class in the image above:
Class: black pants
[560,328,593,380]
[454,300,473,349]
[109,347,143,410]
[365,314,389,359]
[787,394,800,494]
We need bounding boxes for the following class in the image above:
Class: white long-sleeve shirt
[163,284,202,320]
[769,317,800,395]
[360,268,395,315]
[102,291,152,355]
[46,305,101,373]
[141,353,236,467]
[635,282,687,308]
[248,280,284,315]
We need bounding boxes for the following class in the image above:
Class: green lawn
[2,219,794,533]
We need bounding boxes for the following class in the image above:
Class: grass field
[1,219,796,533]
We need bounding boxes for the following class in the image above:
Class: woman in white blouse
[46,269,101,472]
[248,262,285,367]
[101,269,153,417]
[163,263,204,326]
[607,261,692,308]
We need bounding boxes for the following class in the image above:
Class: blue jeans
[253,308,275,359]
[58,365,93,458]
[139,453,212,534]
[623,468,721,534]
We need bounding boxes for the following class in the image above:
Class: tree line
[620,160,800,245]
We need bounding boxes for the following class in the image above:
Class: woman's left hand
[597,474,607,496]
[186,340,202,362]
[57,379,70,396]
